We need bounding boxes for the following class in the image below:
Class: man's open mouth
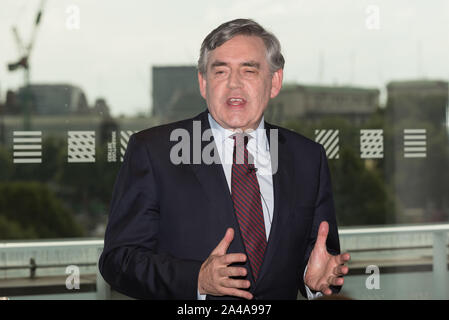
[226,97,247,106]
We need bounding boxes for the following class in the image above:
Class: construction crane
[7,0,47,129]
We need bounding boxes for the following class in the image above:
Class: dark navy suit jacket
[99,110,341,300]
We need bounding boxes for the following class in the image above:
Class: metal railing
[0,223,448,299]
[0,259,96,279]
[338,223,449,299]
[0,239,106,299]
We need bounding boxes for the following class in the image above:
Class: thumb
[212,228,234,255]
[315,221,329,250]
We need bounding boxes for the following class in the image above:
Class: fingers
[333,265,349,277]
[336,252,351,264]
[317,254,348,294]
[221,253,247,265]
[222,278,251,290]
[319,277,344,296]
[327,275,344,286]
[218,266,247,278]
[212,228,234,256]
[329,254,349,287]
[319,283,333,296]
[217,267,252,299]
[199,230,253,299]
[315,221,329,249]
[222,288,253,300]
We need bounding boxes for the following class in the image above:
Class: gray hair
[198,18,285,75]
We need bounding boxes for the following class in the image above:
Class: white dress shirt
[208,113,274,239]
[197,114,320,300]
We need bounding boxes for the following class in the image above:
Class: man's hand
[304,221,351,296]
[198,228,253,300]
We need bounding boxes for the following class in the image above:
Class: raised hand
[304,221,351,295]
[198,228,253,300]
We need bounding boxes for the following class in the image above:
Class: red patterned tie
[231,134,267,280]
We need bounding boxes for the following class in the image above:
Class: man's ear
[270,68,283,99]
[198,71,207,100]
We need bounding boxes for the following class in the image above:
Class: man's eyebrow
[241,61,260,69]
[210,61,261,69]
[210,61,228,68]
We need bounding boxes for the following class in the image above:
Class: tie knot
[232,133,250,147]
[232,134,251,165]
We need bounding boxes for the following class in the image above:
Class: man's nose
[227,71,243,89]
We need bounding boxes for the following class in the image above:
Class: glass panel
[0,0,447,300]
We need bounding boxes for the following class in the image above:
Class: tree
[285,115,397,226]
[329,147,396,226]
[0,182,85,240]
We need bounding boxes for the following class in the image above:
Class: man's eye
[245,70,256,74]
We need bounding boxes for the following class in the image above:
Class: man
[99,18,350,300]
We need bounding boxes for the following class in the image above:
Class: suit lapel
[189,112,251,278]
[189,111,235,230]
[254,123,295,288]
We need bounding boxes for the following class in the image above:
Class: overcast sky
[0,0,448,116]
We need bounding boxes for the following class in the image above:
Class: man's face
[198,35,283,131]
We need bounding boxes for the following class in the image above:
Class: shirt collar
[207,113,265,143]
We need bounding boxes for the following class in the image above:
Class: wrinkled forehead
[206,35,269,69]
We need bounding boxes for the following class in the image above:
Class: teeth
[230,98,243,102]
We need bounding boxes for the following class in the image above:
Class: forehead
[208,35,268,66]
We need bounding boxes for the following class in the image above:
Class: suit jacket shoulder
[265,121,323,154]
